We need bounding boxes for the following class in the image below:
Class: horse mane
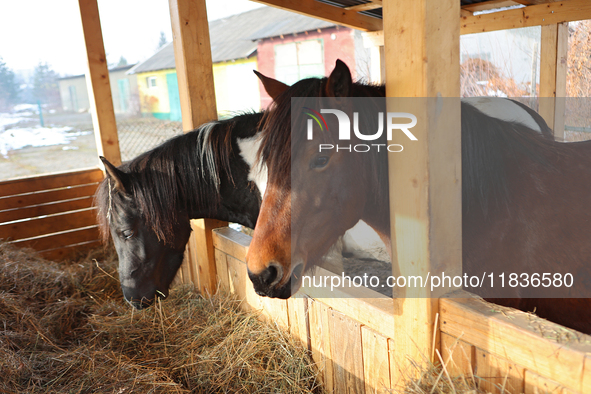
[461,102,562,214]
[257,77,386,185]
[95,111,261,245]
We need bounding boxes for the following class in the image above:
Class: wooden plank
[40,239,102,261]
[362,326,392,393]
[214,249,230,292]
[553,22,568,140]
[440,295,589,393]
[328,309,365,394]
[539,22,568,140]
[524,370,570,394]
[0,208,97,241]
[383,0,462,383]
[169,0,217,130]
[212,227,251,262]
[226,254,251,311]
[287,295,310,349]
[460,0,591,35]
[12,226,100,252]
[583,355,591,394]
[78,0,121,166]
[308,299,334,392]
[226,254,283,319]
[0,183,98,211]
[190,219,228,295]
[213,231,290,327]
[302,266,396,339]
[539,23,560,128]
[0,196,96,223]
[475,348,525,394]
[0,168,103,198]
[259,295,290,329]
[169,0,220,295]
[440,332,474,377]
[251,0,383,32]
[178,247,191,285]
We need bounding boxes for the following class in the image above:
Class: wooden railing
[0,167,104,260]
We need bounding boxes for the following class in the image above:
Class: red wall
[256,26,356,109]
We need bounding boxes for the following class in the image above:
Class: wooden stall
[2,0,591,393]
[179,0,591,393]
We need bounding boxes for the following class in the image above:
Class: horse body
[247,60,591,333]
[96,112,264,308]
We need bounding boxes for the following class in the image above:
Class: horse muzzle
[247,262,304,299]
[121,285,168,309]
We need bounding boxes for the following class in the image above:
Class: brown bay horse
[246,60,591,334]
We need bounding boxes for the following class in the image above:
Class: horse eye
[122,229,134,239]
[311,156,330,169]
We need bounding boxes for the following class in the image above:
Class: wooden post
[78,0,121,166]
[539,22,568,141]
[383,0,462,385]
[169,0,226,295]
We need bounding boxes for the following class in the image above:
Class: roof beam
[250,0,383,32]
[461,0,591,34]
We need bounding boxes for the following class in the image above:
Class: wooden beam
[250,0,383,32]
[461,0,591,35]
[78,0,121,166]
[169,0,217,131]
[539,23,568,140]
[440,295,591,394]
[384,0,462,381]
[0,167,103,198]
[169,0,226,295]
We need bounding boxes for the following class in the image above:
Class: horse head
[98,157,191,309]
[247,60,382,298]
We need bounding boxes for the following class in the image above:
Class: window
[147,76,157,88]
[275,39,324,85]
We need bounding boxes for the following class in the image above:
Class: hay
[0,242,321,393]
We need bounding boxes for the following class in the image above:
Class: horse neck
[184,119,261,228]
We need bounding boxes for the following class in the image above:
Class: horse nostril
[260,263,283,287]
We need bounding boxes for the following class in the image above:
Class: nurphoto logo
[304,107,418,153]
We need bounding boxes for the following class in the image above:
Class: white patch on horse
[462,97,541,132]
[237,134,267,196]
[197,121,221,190]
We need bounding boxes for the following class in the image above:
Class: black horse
[95,112,265,309]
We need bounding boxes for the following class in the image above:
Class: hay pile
[0,242,321,393]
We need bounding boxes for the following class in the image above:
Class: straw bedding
[0,242,321,393]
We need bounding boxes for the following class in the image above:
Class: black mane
[95,111,262,244]
[258,77,385,184]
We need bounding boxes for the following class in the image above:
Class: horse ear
[254,70,289,100]
[325,59,352,98]
[100,156,129,193]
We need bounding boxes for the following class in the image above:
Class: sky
[0,0,265,77]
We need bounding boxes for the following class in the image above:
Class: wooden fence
[212,226,591,394]
[0,167,103,260]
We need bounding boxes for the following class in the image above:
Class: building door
[166,72,182,122]
[68,85,78,112]
[117,78,130,113]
